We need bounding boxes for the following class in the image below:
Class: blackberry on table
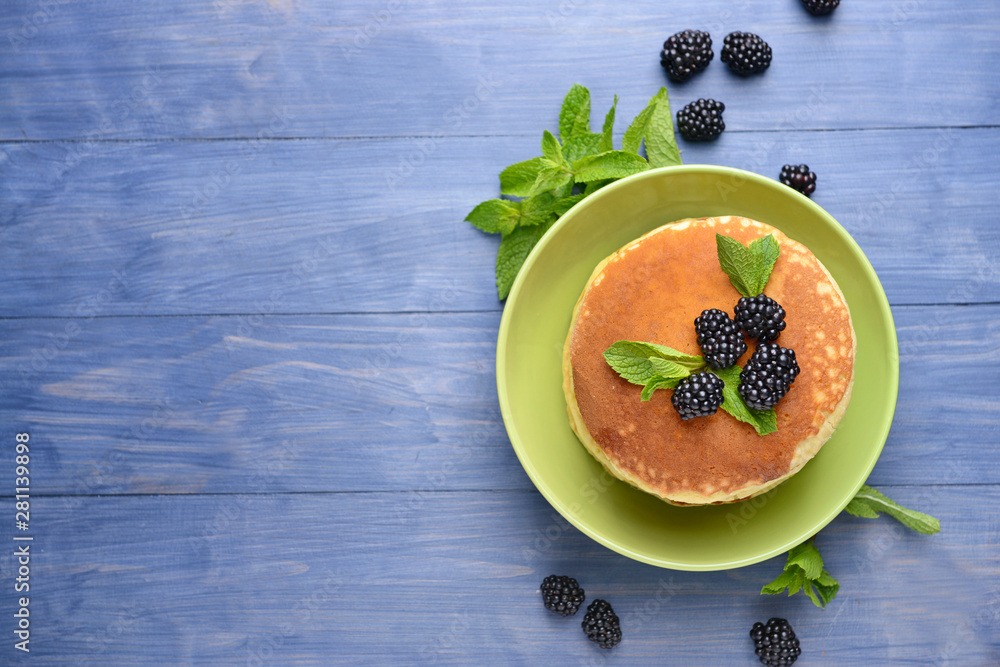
[739,343,800,411]
[676,98,725,141]
[695,308,747,369]
[802,0,840,15]
[581,599,621,649]
[720,31,772,75]
[540,575,585,617]
[780,164,817,197]
[751,617,801,666]
[734,295,787,342]
[671,372,725,420]
[660,29,713,82]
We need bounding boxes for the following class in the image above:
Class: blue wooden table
[1,1,998,664]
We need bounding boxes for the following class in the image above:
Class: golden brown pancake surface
[563,216,855,505]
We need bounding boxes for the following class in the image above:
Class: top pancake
[563,216,855,505]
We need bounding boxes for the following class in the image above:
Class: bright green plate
[496,165,898,571]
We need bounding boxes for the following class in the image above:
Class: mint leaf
[465,199,521,235]
[747,234,781,296]
[760,569,797,595]
[640,375,683,401]
[583,179,614,195]
[623,102,655,155]
[598,96,617,153]
[553,194,584,215]
[813,571,840,606]
[787,541,824,580]
[572,150,650,183]
[528,167,574,196]
[715,234,759,297]
[711,365,777,436]
[495,219,553,300]
[844,485,941,535]
[499,157,547,197]
[645,87,682,168]
[762,540,840,608]
[541,129,564,165]
[559,84,591,144]
[603,340,704,385]
[648,357,693,379]
[562,132,603,163]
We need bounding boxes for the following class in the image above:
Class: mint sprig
[844,485,941,534]
[716,233,781,298]
[711,365,777,436]
[466,84,682,300]
[763,487,940,608]
[762,540,840,608]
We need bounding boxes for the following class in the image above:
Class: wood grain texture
[1,1,998,140]
[0,487,995,665]
[1,306,997,495]
[1,129,998,317]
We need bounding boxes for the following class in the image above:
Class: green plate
[496,165,898,571]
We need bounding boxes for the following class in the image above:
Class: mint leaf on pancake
[603,340,704,385]
[640,374,684,401]
[499,157,548,197]
[559,83,592,144]
[645,87,682,167]
[716,233,780,297]
[748,234,781,295]
[845,485,941,534]
[711,365,777,436]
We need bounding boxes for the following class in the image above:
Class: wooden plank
[1,486,995,664]
[1,306,997,495]
[1,129,998,317]
[1,1,998,140]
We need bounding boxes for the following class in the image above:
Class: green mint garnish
[716,233,781,298]
[711,365,777,436]
[644,87,683,168]
[762,540,840,609]
[466,84,682,300]
[844,485,941,534]
[603,340,705,385]
[559,83,592,144]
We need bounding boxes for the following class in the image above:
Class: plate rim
[496,164,900,570]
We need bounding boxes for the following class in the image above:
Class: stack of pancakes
[563,216,855,505]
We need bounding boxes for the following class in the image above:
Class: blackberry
[751,617,801,666]
[581,599,621,649]
[721,32,772,75]
[671,372,725,420]
[540,575,585,617]
[676,98,725,141]
[780,164,817,197]
[802,0,840,15]
[739,343,800,411]
[734,295,787,342]
[660,29,713,82]
[695,309,747,369]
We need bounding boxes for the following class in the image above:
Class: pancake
[563,216,855,506]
